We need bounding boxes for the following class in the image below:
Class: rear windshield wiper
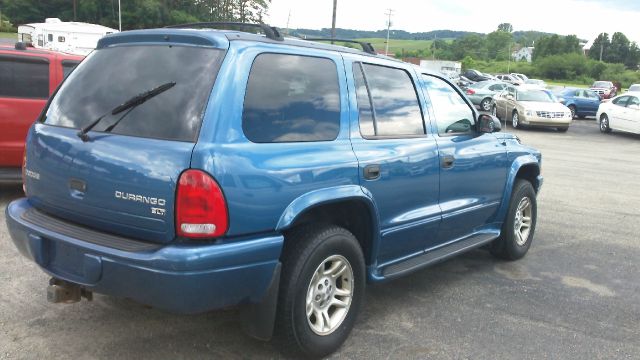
[77,82,176,142]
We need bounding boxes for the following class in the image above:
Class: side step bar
[382,232,499,278]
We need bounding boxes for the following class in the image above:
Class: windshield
[517,90,554,102]
[593,81,611,88]
[44,45,225,142]
[629,85,640,92]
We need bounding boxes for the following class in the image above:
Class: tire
[480,98,492,112]
[492,105,498,118]
[490,180,537,261]
[568,105,576,119]
[557,127,569,132]
[275,224,365,358]
[599,114,611,133]
[511,110,520,129]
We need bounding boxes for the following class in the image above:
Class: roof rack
[165,22,283,41]
[302,38,376,55]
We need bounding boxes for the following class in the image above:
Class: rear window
[0,55,49,99]
[44,45,224,142]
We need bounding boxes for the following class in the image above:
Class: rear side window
[44,46,224,142]
[353,63,424,137]
[61,60,80,78]
[242,53,340,143]
[0,56,49,99]
[612,96,629,106]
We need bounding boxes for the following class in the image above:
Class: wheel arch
[495,156,541,223]
[276,186,381,266]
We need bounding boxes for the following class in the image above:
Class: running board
[382,232,499,278]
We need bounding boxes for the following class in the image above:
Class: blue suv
[5,23,542,357]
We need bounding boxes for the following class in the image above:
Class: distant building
[512,47,534,62]
[582,39,593,57]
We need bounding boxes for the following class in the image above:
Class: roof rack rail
[165,22,283,41]
[302,38,376,55]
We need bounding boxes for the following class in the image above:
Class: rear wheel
[275,225,365,358]
[480,98,492,112]
[599,114,611,133]
[491,180,537,260]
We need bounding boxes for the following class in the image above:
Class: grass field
[0,32,17,39]
[354,38,452,54]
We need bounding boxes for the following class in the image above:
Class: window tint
[422,75,475,135]
[61,60,80,78]
[0,56,49,99]
[45,46,224,142]
[354,63,424,137]
[242,53,340,143]
[612,96,629,106]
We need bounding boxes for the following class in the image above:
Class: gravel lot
[1,119,639,359]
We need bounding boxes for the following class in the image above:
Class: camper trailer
[18,18,118,56]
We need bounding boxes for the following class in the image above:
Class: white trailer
[419,60,462,78]
[18,18,118,56]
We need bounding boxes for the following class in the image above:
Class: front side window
[61,60,80,78]
[422,74,475,135]
[354,63,424,137]
[45,45,224,142]
[0,56,49,99]
[612,96,629,107]
[242,53,340,143]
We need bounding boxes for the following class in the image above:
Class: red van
[0,43,83,183]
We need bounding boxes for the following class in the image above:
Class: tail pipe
[47,278,93,304]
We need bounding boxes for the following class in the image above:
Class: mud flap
[241,262,281,341]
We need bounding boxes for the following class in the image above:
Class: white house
[18,18,118,56]
[512,47,534,62]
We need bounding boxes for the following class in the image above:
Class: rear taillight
[466,88,475,95]
[21,152,27,195]
[176,169,228,238]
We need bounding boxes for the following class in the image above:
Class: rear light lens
[466,88,475,95]
[176,169,228,238]
[21,152,27,195]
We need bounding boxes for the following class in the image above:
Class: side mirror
[478,114,502,133]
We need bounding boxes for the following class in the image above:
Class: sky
[267,0,640,43]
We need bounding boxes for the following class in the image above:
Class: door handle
[363,164,381,180]
[442,155,455,169]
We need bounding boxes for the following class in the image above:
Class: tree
[534,34,581,60]
[589,33,610,61]
[497,23,513,33]
[607,32,630,64]
[451,34,487,60]
[486,30,513,60]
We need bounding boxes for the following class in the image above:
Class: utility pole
[118,0,122,31]
[73,0,77,21]
[507,43,512,72]
[285,9,291,36]
[331,0,337,43]
[599,32,604,62]
[385,9,394,56]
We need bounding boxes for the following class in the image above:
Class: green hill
[354,38,453,54]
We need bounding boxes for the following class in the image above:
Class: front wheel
[599,114,611,133]
[491,180,537,260]
[275,225,365,358]
[511,110,520,129]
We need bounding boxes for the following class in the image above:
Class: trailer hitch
[47,278,93,304]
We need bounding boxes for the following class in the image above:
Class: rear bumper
[6,198,283,314]
[0,167,21,184]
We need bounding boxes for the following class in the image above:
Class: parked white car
[626,84,640,92]
[597,93,640,134]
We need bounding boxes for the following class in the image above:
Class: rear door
[0,53,51,167]
[347,59,441,263]
[421,74,508,244]
[26,42,226,243]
